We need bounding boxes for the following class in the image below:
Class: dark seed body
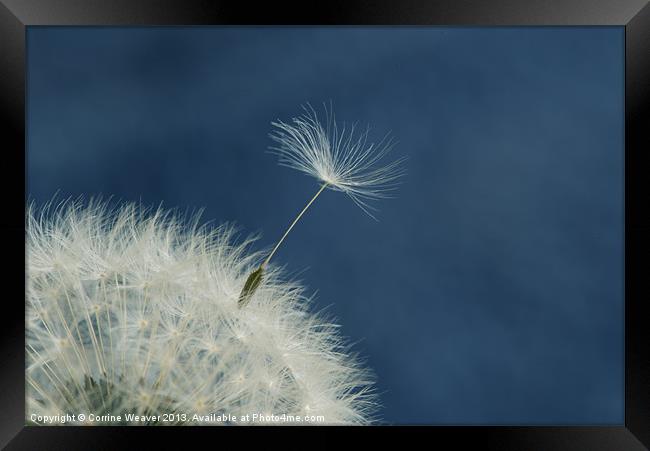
[238,267,264,307]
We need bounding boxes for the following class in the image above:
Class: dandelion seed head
[26,199,377,425]
[269,103,406,218]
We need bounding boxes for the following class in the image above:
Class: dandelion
[26,200,376,425]
[239,104,405,306]
[27,104,403,425]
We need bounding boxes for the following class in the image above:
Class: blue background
[27,27,624,424]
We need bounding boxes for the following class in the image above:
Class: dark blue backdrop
[27,27,624,424]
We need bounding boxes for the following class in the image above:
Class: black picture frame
[1,0,648,448]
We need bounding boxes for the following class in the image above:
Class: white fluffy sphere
[26,200,376,425]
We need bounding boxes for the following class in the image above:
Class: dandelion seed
[239,104,405,306]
